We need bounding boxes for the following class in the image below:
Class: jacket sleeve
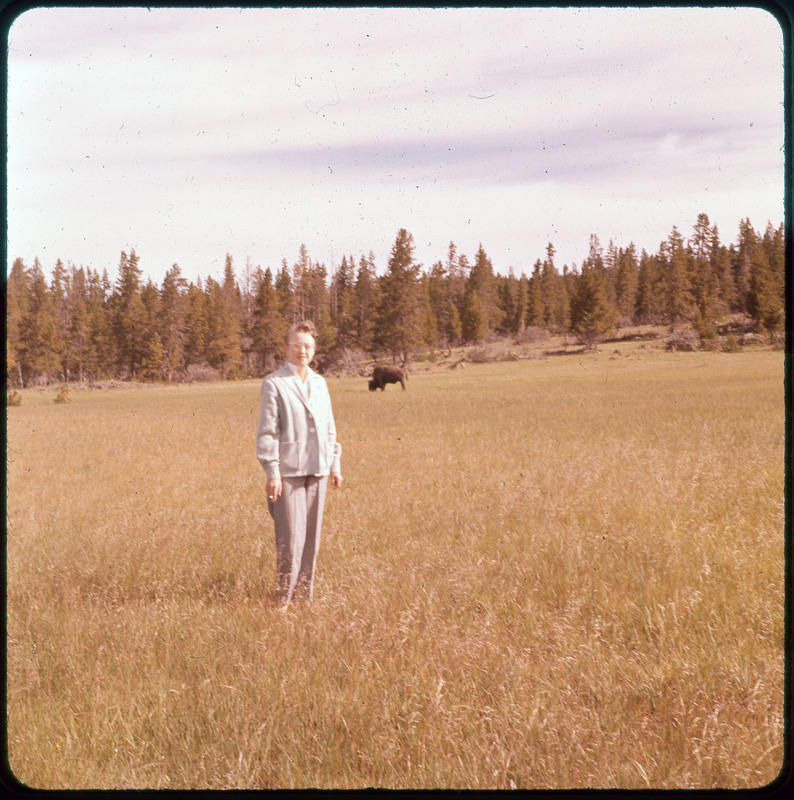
[256,377,281,480]
[330,419,342,475]
[327,383,342,475]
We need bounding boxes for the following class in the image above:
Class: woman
[256,321,342,605]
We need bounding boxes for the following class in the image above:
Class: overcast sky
[6,5,786,286]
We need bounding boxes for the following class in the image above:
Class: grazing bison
[368,365,407,391]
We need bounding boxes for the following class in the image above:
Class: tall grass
[6,350,785,789]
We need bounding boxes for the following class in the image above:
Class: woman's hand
[267,477,282,503]
[330,472,343,490]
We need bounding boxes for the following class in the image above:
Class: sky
[5,5,787,286]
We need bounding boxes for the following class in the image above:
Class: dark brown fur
[368,365,407,391]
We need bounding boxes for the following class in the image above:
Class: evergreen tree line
[5,214,785,387]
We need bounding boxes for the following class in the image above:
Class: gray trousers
[268,475,328,604]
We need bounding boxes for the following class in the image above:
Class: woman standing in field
[256,321,342,606]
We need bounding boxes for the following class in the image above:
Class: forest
[4,213,786,387]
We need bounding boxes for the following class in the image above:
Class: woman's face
[287,332,316,369]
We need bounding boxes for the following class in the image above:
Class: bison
[368,365,407,391]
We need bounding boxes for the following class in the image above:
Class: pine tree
[527,260,544,327]
[185,280,210,367]
[302,261,333,351]
[87,268,114,377]
[691,214,712,268]
[68,292,93,383]
[586,235,604,271]
[204,277,243,377]
[63,267,92,383]
[552,266,571,334]
[139,278,165,380]
[160,264,189,380]
[540,243,556,328]
[140,331,165,381]
[239,257,259,376]
[569,263,616,350]
[734,218,756,315]
[6,258,29,387]
[427,260,450,344]
[661,227,694,331]
[446,302,463,346]
[468,244,501,333]
[514,274,529,334]
[443,242,464,307]
[460,284,488,343]
[275,263,294,324]
[51,259,71,379]
[601,238,619,312]
[690,214,719,340]
[18,259,62,383]
[757,221,786,335]
[615,243,639,323]
[292,245,311,323]
[330,255,356,349]
[221,253,240,310]
[748,245,784,335]
[541,244,569,332]
[220,254,244,366]
[372,229,425,361]
[764,221,786,295]
[498,271,517,334]
[636,251,664,324]
[417,273,439,350]
[559,265,574,334]
[252,268,288,373]
[241,265,259,376]
[707,226,735,316]
[353,253,378,351]
[442,243,467,349]
[112,249,147,377]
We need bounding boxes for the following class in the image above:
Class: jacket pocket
[279,441,301,473]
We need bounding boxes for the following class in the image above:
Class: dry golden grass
[6,349,785,789]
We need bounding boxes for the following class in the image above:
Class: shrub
[723,334,742,353]
[315,348,367,376]
[741,333,765,347]
[467,346,493,363]
[6,389,22,407]
[54,385,71,404]
[665,331,700,351]
[185,365,221,382]
[515,326,551,344]
[615,315,634,330]
[692,309,718,342]
[412,351,437,364]
[717,316,755,336]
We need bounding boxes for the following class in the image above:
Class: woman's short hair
[286,320,318,343]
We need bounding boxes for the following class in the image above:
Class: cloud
[6,5,784,284]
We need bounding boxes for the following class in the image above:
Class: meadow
[5,347,786,789]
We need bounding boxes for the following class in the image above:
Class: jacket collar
[280,361,316,383]
[276,362,317,408]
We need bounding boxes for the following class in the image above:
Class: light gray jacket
[256,364,342,481]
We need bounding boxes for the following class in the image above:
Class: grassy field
[5,347,786,789]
